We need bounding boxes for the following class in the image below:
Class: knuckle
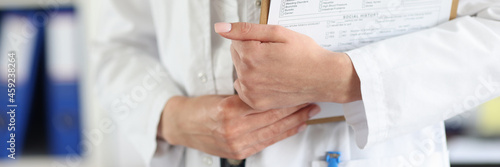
[268,125,282,137]
[220,132,233,142]
[217,99,232,112]
[220,126,241,141]
[267,110,283,122]
[257,129,273,141]
[258,125,282,141]
[220,130,233,140]
[214,107,230,124]
[214,121,235,140]
[268,25,282,34]
[226,141,242,153]
[269,25,285,39]
[299,107,312,119]
[213,125,226,137]
[240,22,253,35]
[215,96,243,121]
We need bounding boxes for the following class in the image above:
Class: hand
[215,22,362,110]
[157,95,320,160]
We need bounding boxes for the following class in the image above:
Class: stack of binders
[0,8,81,160]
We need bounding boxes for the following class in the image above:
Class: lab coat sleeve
[92,0,184,166]
[344,0,500,149]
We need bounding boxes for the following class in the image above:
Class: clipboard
[259,0,459,125]
[260,0,459,24]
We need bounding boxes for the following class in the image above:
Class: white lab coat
[92,0,500,166]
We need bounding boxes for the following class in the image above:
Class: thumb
[215,22,287,42]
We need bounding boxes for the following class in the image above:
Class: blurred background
[0,0,498,167]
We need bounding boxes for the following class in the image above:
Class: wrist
[319,51,362,103]
[158,96,189,145]
[340,52,362,103]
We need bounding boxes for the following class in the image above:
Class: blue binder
[0,10,44,159]
[46,81,81,155]
[45,9,82,155]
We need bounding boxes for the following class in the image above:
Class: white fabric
[92,0,500,166]
[344,0,500,149]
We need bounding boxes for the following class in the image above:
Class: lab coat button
[198,72,208,83]
[202,156,213,166]
[255,0,262,7]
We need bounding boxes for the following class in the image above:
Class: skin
[216,22,362,110]
[158,95,320,160]
[157,22,362,160]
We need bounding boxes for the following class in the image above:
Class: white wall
[76,0,107,166]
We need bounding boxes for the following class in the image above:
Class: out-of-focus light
[479,97,500,137]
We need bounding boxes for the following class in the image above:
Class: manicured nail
[214,22,232,33]
[298,124,307,132]
[308,105,321,118]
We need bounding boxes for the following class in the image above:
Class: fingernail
[308,105,321,118]
[215,22,232,33]
[298,124,307,132]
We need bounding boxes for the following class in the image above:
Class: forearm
[157,96,188,145]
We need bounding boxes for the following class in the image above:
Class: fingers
[251,105,318,143]
[250,122,306,152]
[237,104,311,137]
[214,98,320,160]
[224,123,306,160]
[226,104,318,155]
[244,103,310,121]
[216,101,311,143]
[220,104,317,154]
[236,103,309,131]
[215,22,288,42]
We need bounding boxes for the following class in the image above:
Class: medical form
[267,0,455,52]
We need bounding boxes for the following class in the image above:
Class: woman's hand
[157,95,320,160]
[216,22,362,110]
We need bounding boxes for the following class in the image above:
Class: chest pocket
[311,152,448,167]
